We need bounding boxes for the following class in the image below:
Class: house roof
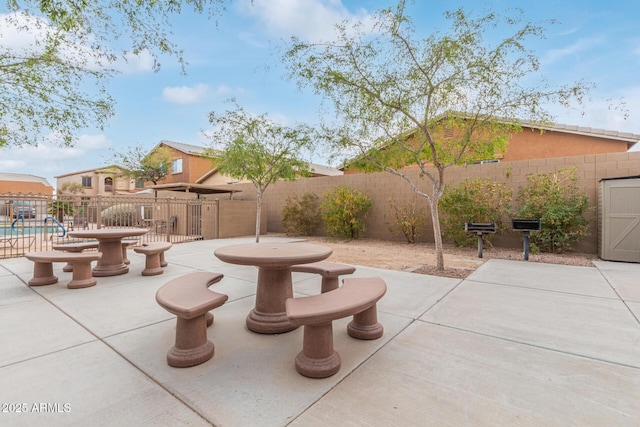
[157,140,213,157]
[54,165,126,179]
[518,120,640,149]
[0,173,52,187]
[195,163,343,183]
[148,182,241,197]
[310,163,343,176]
[196,167,219,184]
[441,112,640,149]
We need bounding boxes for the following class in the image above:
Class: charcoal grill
[464,223,497,258]
[511,219,542,260]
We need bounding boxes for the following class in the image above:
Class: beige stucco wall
[56,169,137,196]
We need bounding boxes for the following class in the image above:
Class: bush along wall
[515,167,591,253]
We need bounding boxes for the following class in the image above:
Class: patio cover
[148,182,242,199]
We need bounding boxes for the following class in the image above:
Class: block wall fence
[226,151,640,254]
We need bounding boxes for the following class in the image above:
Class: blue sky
[1,0,639,189]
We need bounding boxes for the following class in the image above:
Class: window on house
[81,176,92,187]
[135,178,145,189]
[470,159,500,165]
[172,158,183,174]
[444,126,454,139]
[142,206,153,220]
[104,177,113,192]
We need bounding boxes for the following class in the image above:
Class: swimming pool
[1,225,66,237]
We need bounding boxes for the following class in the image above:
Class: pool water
[1,225,65,236]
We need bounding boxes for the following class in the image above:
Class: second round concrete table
[214,242,332,334]
[67,228,148,276]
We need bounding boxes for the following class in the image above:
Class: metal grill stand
[511,219,542,260]
[464,223,497,258]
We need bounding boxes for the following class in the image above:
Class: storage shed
[599,176,640,262]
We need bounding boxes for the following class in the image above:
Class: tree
[58,182,85,196]
[207,104,313,242]
[1,0,227,148]
[284,2,591,270]
[109,146,170,185]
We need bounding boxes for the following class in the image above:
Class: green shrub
[47,201,75,222]
[440,178,512,247]
[387,198,427,244]
[321,186,372,240]
[281,193,321,236]
[515,167,590,253]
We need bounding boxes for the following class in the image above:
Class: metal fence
[1,194,218,259]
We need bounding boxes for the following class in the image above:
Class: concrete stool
[156,272,228,368]
[291,261,356,293]
[134,241,173,275]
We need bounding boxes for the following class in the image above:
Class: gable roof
[0,173,52,187]
[310,163,343,176]
[54,165,127,179]
[157,140,211,156]
[196,167,219,184]
[441,112,640,149]
[518,120,640,149]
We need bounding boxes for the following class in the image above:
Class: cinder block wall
[227,151,640,254]
[217,199,267,238]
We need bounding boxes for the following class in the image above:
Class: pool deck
[1,236,640,426]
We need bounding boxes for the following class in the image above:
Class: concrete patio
[1,236,639,426]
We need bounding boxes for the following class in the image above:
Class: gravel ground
[280,234,598,279]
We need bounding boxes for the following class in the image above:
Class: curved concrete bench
[25,251,103,289]
[285,277,386,378]
[291,261,356,293]
[156,272,228,368]
[134,242,172,276]
[53,240,138,271]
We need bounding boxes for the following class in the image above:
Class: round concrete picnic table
[67,228,148,276]
[214,242,332,334]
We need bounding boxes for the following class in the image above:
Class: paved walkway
[1,236,639,426]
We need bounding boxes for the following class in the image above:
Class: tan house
[498,121,638,162]
[0,173,53,196]
[197,162,342,186]
[150,140,342,187]
[344,117,640,173]
[55,166,139,196]
[150,140,218,185]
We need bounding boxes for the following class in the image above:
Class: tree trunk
[255,190,262,243]
[430,198,444,270]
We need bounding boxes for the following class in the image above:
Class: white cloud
[542,37,603,65]
[214,85,243,96]
[113,50,155,74]
[1,12,51,53]
[546,86,640,135]
[0,133,112,186]
[162,84,245,104]
[0,159,26,169]
[163,83,211,104]
[75,134,112,150]
[1,12,153,74]
[237,0,375,42]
